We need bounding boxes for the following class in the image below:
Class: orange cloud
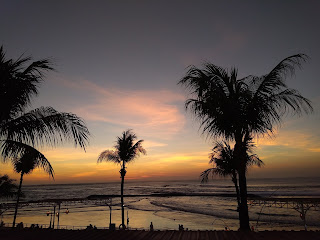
[255,130,318,151]
[71,171,96,178]
[308,148,320,152]
[142,140,167,149]
[58,78,186,139]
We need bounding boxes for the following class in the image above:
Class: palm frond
[1,140,28,161]
[97,150,121,164]
[1,106,90,151]
[270,88,313,116]
[200,166,231,183]
[245,54,313,136]
[0,46,54,120]
[5,141,54,178]
[200,168,216,183]
[266,54,309,80]
[126,139,146,163]
[251,54,308,98]
[247,154,264,168]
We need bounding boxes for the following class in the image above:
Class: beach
[1,178,319,231]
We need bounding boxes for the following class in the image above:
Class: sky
[1,0,319,184]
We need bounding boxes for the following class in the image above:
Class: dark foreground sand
[1,228,320,240]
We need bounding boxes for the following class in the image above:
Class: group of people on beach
[149,222,186,231]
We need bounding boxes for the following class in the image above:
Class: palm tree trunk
[231,171,240,208]
[238,166,250,230]
[120,161,126,229]
[12,172,24,228]
[234,136,250,231]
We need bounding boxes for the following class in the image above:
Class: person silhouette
[150,222,154,231]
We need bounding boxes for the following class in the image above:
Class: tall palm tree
[98,130,146,229]
[0,45,90,167]
[11,144,53,227]
[201,141,263,209]
[179,54,313,230]
[0,174,18,198]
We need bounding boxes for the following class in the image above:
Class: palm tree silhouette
[98,130,146,229]
[201,141,263,209]
[11,145,53,227]
[0,46,90,168]
[179,54,313,230]
[0,174,18,198]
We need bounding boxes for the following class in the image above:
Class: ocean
[1,178,319,231]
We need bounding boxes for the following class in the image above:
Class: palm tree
[11,145,53,227]
[0,174,18,198]
[98,130,146,229]
[0,45,90,167]
[201,141,263,209]
[179,54,313,230]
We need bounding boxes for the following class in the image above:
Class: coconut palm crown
[98,130,146,166]
[0,174,18,198]
[201,141,264,208]
[0,46,90,163]
[179,54,312,140]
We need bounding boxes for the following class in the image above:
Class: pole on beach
[49,212,52,228]
[300,203,307,231]
[52,205,56,229]
[296,202,310,231]
[57,203,61,229]
[109,205,112,225]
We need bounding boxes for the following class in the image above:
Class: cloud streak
[59,78,186,139]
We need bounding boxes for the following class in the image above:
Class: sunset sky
[1,1,319,184]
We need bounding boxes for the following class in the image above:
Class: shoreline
[1,196,319,231]
[1,180,319,232]
[20,177,320,186]
[3,193,320,202]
